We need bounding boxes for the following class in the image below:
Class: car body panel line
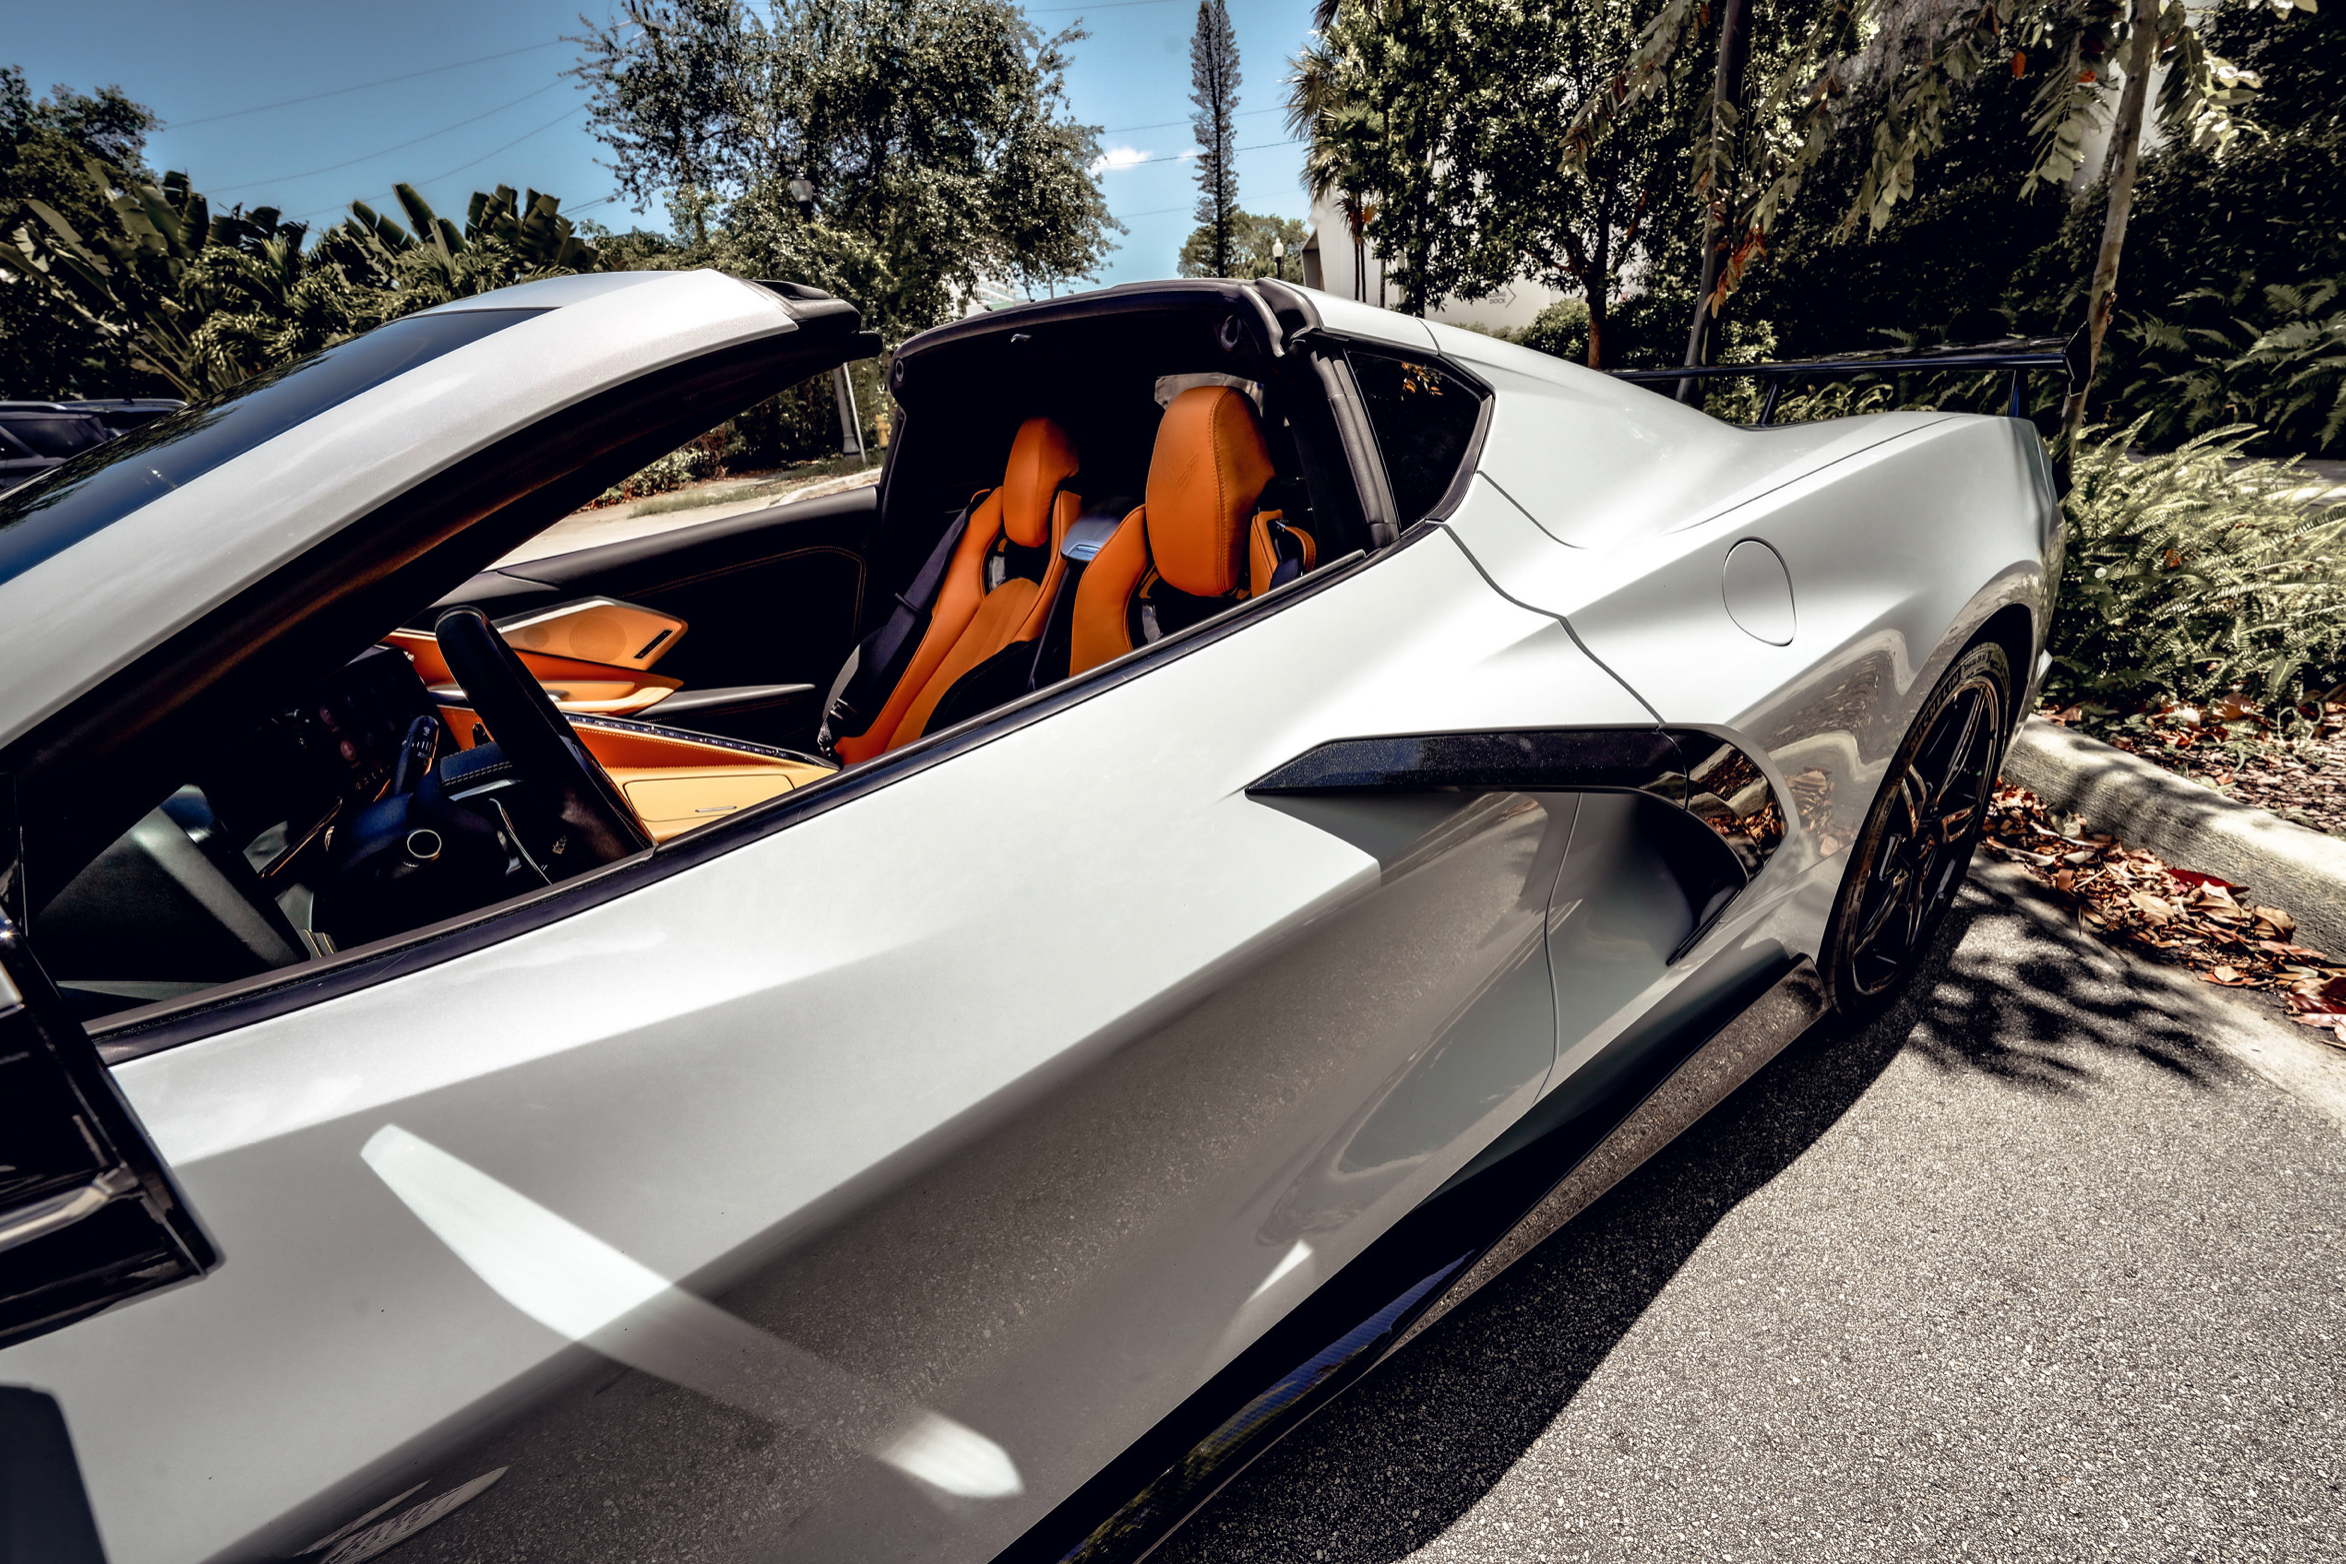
[1434,521,1664,724]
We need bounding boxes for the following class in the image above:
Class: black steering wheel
[433,606,653,873]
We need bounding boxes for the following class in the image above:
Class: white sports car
[0,270,2060,1564]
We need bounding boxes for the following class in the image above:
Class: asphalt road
[1163,862,2346,1563]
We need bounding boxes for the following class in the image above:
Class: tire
[1821,640,2010,1015]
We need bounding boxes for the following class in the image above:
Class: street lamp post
[1271,237,1285,283]
[788,167,816,220]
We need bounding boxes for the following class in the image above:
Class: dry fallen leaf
[1986,782,2346,1005]
[2210,692,2260,722]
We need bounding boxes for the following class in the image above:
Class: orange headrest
[1000,417,1080,549]
[1144,386,1275,598]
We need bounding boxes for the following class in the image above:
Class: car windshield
[0,414,111,459]
[0,307,543,592]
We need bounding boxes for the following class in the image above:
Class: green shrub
[1767,381,1900,423]
[592,444,713,508]
[2047,422,2346,709]
[2118,279,2346,456]
[1516,298,1591,361]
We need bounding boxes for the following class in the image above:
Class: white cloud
[1091,145,1153,172]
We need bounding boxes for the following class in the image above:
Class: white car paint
[0,271,2055,1564]
[5,530,1650,1564]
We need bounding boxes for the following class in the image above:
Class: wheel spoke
[1945,690,1986,780]
[1898,766,1930,835]
[1901,878,1930,954]
[1851,838,1914,962]
[1843,671,2006,997]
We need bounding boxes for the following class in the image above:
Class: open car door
[0,905,216,1350]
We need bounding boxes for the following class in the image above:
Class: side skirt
[1394,960,1825,1351]
[998,958,1827,1563]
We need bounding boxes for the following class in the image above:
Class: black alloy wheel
[1824,641,2010,1012]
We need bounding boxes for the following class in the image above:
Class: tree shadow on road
[1160,861,2251,1563]
[1899,860,2249,1096]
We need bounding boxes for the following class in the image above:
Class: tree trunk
[1588,204,1612,370]
[1677,0,1752,405]
[2060,0,2161,445]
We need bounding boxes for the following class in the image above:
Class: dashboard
[46,635,833,1026]
[207,644,444,881]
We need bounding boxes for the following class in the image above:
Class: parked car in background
[0,404,115,491]
[0,399,184,493]
[48,398,188,437]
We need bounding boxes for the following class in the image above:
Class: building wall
[1298,189,1571,332]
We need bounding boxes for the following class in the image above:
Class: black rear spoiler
[1608,333,2084,427]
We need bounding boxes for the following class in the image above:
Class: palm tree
[1286,18,1369,302]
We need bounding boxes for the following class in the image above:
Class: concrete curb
[2000,715,2346,957]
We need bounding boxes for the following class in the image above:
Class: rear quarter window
[1347,349,1485,525]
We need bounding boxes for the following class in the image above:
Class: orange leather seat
[1069,386,1314,677]
[833,418,1081,762]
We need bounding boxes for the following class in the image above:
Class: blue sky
[10,0,1318,288]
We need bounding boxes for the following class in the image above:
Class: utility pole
[834,367,865,464]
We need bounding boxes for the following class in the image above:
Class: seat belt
[817,497,979,757]
[1026,501,1126,692]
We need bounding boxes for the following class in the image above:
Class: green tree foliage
[1287,11,1374,302]
[1188,0,1242,277]
[1565,0,2307,417]
[1748,56,2064,359]
[1476,0,1722,367]
[1176,208,1302,279]
[1288,0,1467,315]
[1573,0,2286,281]
[573,0,1119,342]
[2010,0,2345,449]
[1286,0,1792,358]
[1738,0,2339,443]
[0,69,160,395]
[2,161,606,397]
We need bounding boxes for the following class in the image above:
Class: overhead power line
[1101,137,1303,167]
[212,80,565,194]
[416,104,591,186]
[173,41,570,128]
[1103,106,1279,134]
